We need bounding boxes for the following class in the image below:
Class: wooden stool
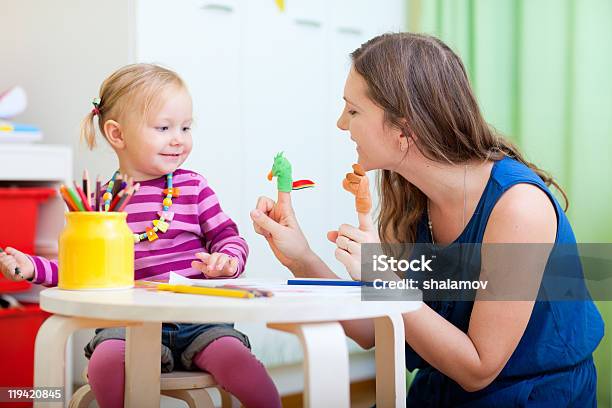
[69,368,240,408]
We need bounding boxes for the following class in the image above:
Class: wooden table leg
[34,315,128,408]
[124,322,162,408]
[375,313,406,408]
[269,322,350,408]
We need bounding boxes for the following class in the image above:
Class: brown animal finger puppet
[342,164,371,213]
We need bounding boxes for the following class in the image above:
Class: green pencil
[66,186,85,211]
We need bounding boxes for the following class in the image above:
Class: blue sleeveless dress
[406,157,604,407]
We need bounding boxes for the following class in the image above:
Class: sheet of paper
[167,272,361,297]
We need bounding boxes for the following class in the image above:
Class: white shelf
[0,144,72,182]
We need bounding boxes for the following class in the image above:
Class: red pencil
[108,190,125,212]
[73,182,93,211]
[116,183,139,212]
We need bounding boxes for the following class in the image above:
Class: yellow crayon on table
[157,283,255,299]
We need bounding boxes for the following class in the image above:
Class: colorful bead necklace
[104,171,179,244]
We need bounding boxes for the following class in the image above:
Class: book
[0,121,43,143]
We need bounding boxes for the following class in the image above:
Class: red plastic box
[0,187,55,292]
[0,187,56,254]
[0,303,50,407]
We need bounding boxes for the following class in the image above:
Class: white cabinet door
[241,0,330,277]
[324,0,370,277]
[136,0,244,220]
[366,0,406,38]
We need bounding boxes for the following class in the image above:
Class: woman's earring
[399,138,408,153]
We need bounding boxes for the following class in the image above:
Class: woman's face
[336,68,403,171]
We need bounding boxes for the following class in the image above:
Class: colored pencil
[65,185,85,211]
[157,283,255,299]
[108,190,124,212]
[82,169,90,208]
[59,185,79,211]
[220,284,274,297]
[94,175,101,212]
[116,183,139,212]
[73,182,93,211]
[110,174,123,198]
[287,279,364,286]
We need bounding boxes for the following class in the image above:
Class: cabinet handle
[200,3,234,13]
[294,18,322,28]
[337,27,363,36]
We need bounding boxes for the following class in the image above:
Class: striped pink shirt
[29,169,249,286]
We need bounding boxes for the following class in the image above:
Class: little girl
[0,63,281,408]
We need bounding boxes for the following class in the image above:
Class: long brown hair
[350,33,568,243]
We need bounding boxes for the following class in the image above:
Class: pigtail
[80,110,97,150]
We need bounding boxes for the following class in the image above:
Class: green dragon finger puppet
[267,152,315,193]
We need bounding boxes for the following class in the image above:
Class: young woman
[249,33,603,406]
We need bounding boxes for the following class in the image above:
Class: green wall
[408,0,612,404]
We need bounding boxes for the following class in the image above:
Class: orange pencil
[59,185,79,211]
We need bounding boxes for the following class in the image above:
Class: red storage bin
[0,187,55,292]
[0,303,50,407]
[0,187,56,254]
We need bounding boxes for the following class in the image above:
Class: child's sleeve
[197,176,249,278]
[25,255,58,287]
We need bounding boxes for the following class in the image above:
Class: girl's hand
[327,205,379,281]
[0,247,35,281]
[250,191,312,270]
[192,252,239,278]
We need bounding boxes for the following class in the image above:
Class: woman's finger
[338,223,366,242]
[327,230,339,243]
[256,196,275,214]
[277,191,292,206]
[334,248,360,279]
[357,211,375,233]
[336,235,360,254]
[334,247,352,264]
[252,200,273,237]
[250,209,284,236]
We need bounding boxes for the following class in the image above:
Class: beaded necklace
[104,171,178,244]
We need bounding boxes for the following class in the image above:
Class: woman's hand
[328,166,379,280]
[250,191,312,270]
[327,211,379,280]
[0,247,34,281]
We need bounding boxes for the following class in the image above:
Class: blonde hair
[80,63,187,150]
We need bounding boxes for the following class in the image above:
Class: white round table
[34,286,421,408]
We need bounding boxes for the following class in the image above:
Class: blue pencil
[287,279,364,287]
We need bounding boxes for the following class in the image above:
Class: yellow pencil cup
[59,212,134,290]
